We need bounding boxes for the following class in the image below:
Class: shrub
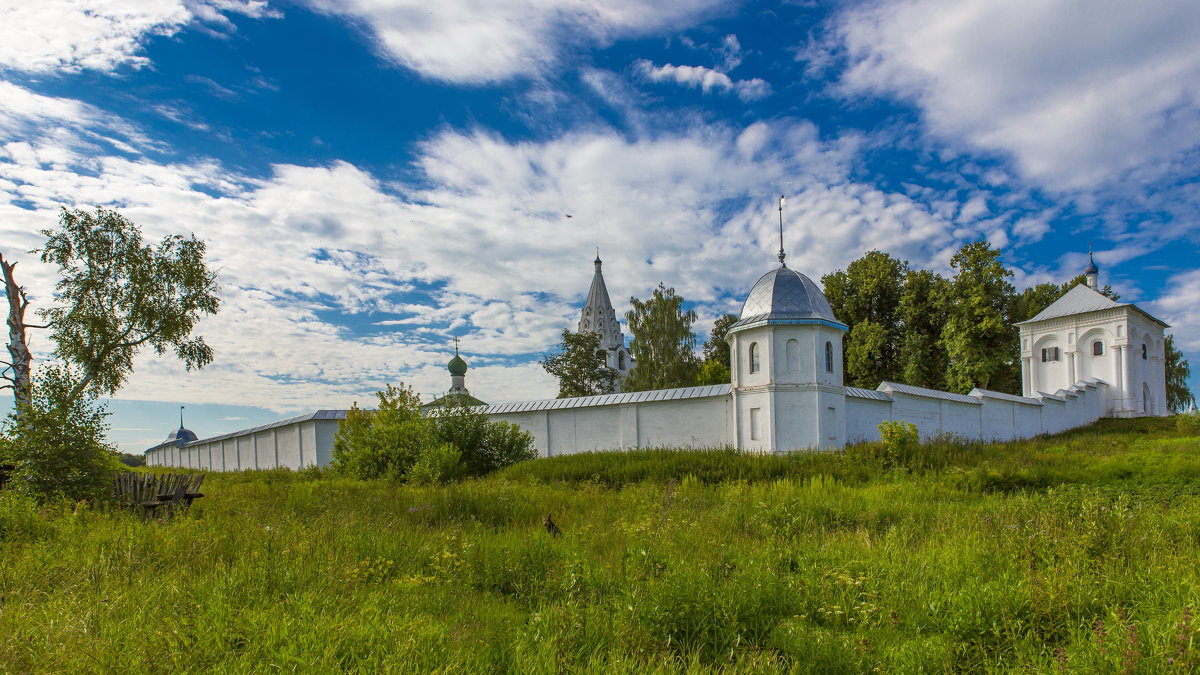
[428,401,536,475]
[0,366,122,503]
[406,443,463,485]
[331,384,536,481]
[1177,411,1200,435]
[877,420,920,469]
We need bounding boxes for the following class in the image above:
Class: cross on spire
[453,336,460,355]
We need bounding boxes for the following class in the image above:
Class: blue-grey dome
[167,427,198,446]
[1084,256,1099,275]
[731,266,846,331]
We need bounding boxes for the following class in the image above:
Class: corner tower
[578,253,632,383]
[726,262,848,451]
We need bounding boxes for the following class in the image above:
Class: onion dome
[448,352,468,377]
[730,266,846,332]
[1084,253,1099,276]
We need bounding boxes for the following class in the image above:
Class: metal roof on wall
[164,409,350,450]
[878,381,981,404]
[846,386,892,401]
[478,384,732,415]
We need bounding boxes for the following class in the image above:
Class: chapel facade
[1015,255,1169,416]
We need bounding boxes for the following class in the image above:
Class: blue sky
[1,0,1198,453]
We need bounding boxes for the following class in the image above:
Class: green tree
[37,207,220,402]
[695,359,730,386]
[701,313,738,368]
[821,250,907,386]
[695,313,737,385]
[623,283,699,392]
[541,329,618,398]
[897,269,949,389]
[845,320,890,388]
[0,366,121,503]
[942,241,1017,393]
[1009,282,1066,325]
[1165,335,1195,413]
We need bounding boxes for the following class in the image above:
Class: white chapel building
[146,251,1170,469]
[1016,256,1169,416]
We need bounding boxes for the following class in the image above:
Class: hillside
[2,417,1199,672]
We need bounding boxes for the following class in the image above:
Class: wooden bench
[115,472,205,517]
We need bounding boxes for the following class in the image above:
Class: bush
[428,402,536,475]
[1177,411,1200,435]
[0,367,122,503]
[877,420,920,469]
[331,384,536,482]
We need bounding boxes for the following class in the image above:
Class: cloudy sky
[1,0,1198,452]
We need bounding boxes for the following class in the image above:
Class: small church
[145,248,1170,469]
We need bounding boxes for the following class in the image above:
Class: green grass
[2,417,1200,672]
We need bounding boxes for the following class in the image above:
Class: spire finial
[777,194,787,267]
[179,405,185,429]
[453,335,460,356]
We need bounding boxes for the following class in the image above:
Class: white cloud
[0,83,990,423]
[635,59,772,101]
[302,0,731,84]
[834,0,1200,190]
[0,1,274,73]
[1150,269,1200,355]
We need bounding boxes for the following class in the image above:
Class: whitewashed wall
[145,378,1118,468]
[145,414,343,471]
[488,394,732,456]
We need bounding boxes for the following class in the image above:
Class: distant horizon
[2,0,1199,453]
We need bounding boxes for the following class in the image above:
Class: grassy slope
[1,418,1199,673]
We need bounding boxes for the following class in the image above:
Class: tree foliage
[1165,335,1195,413]
[331,384,535,482]
[897,269,949,390]
[0,366,121,503]
[695,313,737,385]
[695,359,730,386]
[942,241,1017,393]
[37,207,220,401]
[701,313,738,368]
[623,283,699,392]
[822,250,908,387]
[541,330,618,398]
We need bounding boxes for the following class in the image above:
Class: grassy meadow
[2,417,1200,673]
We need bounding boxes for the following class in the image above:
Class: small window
[1092,341,1104,356]
[750,407,761,441]
[618,351,625,370]
[825,341,833,373]
[749,342,760,373]
[1142,344,1148,360]
[1041,347,1060,362]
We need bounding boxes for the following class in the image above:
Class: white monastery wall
[145,259,1163,470]
[487,386,732,456]
[146,415,343,471]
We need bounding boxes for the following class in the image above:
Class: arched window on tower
[1142,343,1148,360]
[824,341,833,373]
[749,342,760,373]
[1092,340,1104,356]
[618,351,625,370]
